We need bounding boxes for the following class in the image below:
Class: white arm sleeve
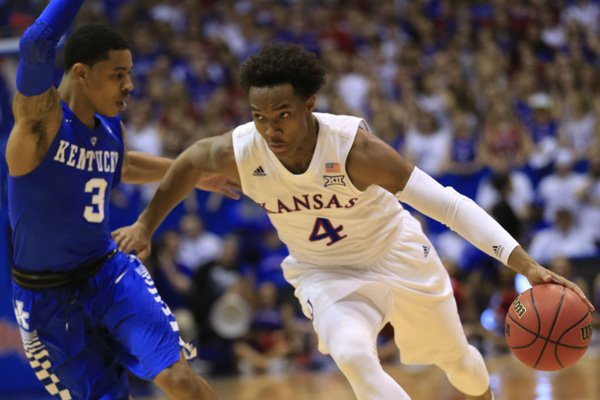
[396,167,520,265]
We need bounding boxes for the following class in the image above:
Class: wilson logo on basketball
[512,298,526,318]
[580,324,592,342]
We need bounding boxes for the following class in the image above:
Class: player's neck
[279,115,320,174]
[58,79,97,129]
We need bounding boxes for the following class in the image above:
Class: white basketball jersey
[232,112,410,268]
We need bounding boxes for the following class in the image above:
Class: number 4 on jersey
[309,217,347,246]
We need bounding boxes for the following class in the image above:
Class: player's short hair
[240,44,327,99]
[64,24,129,71]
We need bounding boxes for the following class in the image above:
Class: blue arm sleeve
[16,0,85,96]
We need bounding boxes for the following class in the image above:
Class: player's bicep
[346,128,414,193]
[7,88,62,175]
[12,88,61,128]
[189,131,240,183]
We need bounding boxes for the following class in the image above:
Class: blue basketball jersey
[8,101,124,272]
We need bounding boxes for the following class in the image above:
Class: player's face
[249,83,316,163]
[83,49,134,117]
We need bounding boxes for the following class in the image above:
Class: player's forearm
[397,167,519,265]
[506,246,540,276]
[17,0,86,96]
[37,0,86,37]
[137,151,203,234]
[121,151,173,184]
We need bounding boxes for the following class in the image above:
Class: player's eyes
[253,114,264,121]
[280,112,290,118]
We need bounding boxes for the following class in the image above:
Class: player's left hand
[196,173,241,200]
[525,264,595,312]
[508,246,594,312]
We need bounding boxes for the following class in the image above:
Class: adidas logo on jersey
[422,245,430,258]
[493,245,504,258]
[253,166,266,176]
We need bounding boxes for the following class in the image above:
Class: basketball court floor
[7,338,598,399]
[194,344,600,400]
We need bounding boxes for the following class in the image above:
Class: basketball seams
[531,285,565,369]
[505,284,592,371]
[554,309,591,343]
[506,313,539,347]
[553,310,592,365]
[506,290,542,348]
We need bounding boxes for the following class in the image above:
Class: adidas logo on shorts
[253,166,266,176]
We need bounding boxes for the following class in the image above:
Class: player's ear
[71,63,89,82]
[305,95,316,113]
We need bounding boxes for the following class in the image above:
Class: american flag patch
[325,162,340,173]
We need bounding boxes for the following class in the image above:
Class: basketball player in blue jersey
[114,45,594,400]
[5,1,239,398]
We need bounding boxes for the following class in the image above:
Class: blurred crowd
[1,0,600,378]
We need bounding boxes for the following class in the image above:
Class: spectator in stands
[559,93,596,161]
[2,0,600,385]
[523,92,559,174]
[233,282,293,376]
[176,213,223,272]
[476,159,535,221]
[528,206,596,265]
[537,148,587,223]
[151,231,197,342]
[577,152,600,245]
[189,235,248,375]
[549,256,590,299]
[403,107,451,177]
[479,99,532,172]
[446,110,481,175]
[490,172,523,243]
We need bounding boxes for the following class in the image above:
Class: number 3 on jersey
[84,178,108,223]
[309,217,347,246]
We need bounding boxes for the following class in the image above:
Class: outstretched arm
[121,150,173,184]
[120,123,241,197]
[17,0,85,97]
[347,128,594,311]
[7,0,86,176]
[112,131,239,259]
[123,150,241,198]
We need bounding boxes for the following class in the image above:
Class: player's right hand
[112,222,152,260]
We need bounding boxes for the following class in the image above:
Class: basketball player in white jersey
[113,45,593,400]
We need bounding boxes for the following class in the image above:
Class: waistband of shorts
[11,249,118,290]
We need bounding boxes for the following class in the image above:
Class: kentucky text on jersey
[258,193,359,214]
[53,139,120,172]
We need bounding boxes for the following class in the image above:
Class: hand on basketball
[112,222,152,261]
[195,173,241,200]
[508,246,595,312]
[524,265,595,312]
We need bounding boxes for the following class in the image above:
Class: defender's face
[249,83,315,162]
[83,49,134,117]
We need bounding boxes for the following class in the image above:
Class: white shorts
[282,216,469,365]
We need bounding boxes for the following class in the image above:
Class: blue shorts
[11,252,185,400]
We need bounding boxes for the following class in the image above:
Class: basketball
[504,283,593,371]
